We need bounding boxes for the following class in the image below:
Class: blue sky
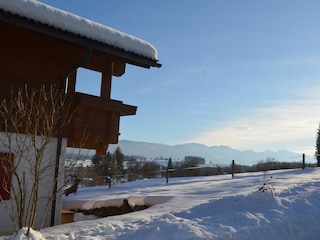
[41,0,320,155]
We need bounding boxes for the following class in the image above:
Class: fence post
[302,153,305,170]
[232,160,235,178]
[166,158,172,184]
[166,168,169,184]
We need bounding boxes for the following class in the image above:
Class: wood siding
[1,20,136,153]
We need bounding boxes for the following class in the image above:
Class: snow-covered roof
[0,0,159,62]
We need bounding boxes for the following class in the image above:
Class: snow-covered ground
[3,168,320,239]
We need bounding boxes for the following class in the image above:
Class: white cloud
[189,86,320,155]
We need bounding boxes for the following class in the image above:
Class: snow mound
[11,228,45,240]
[2,168,320,239]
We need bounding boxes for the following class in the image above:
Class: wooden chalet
[0,0,161,155]
[0,0,160,232]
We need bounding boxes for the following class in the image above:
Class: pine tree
[92,147,125,179]
[113,147,124,173]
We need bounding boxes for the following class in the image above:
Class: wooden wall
[0,20,135,154]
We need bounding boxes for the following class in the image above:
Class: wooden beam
[113,60,126,76]
[100,61,113,99]
[96,143,108,156]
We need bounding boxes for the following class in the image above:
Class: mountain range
[108,140,313,165]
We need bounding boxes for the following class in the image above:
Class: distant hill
[108,140,312,165]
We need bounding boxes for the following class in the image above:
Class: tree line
[65,150,317,187]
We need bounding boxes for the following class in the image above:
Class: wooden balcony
[66,92,136,154]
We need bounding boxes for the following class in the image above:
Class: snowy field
[4,168,320,240]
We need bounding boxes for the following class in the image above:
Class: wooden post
[231,160,235,178]
[100,61,113,99]
[302,153,305,170]
[166,158,172,184]
[108,177,112,189]
[96,143,108,156]
[166,168,169,184]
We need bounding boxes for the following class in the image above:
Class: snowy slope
[3,168,320,239]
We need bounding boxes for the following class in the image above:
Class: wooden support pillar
[96,143,109,156]
[100,61,113,99]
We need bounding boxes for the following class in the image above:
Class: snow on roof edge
[0,0,158,61]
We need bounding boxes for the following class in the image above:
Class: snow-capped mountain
[108,140,313,165]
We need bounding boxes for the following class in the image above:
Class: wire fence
[68,153,317,189]
[65,143,320,191]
